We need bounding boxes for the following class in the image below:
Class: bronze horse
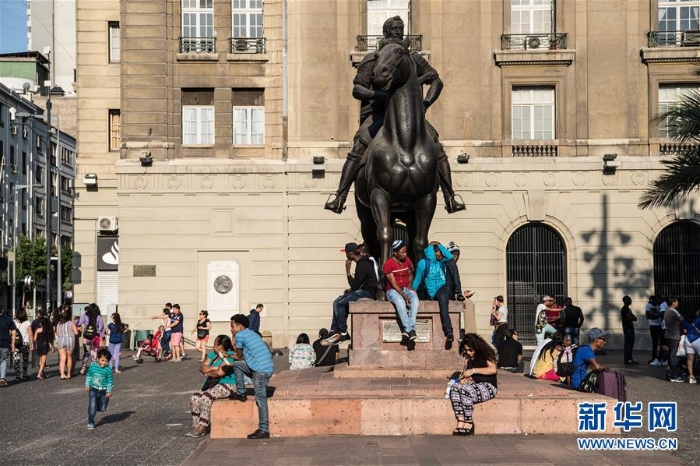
[354,40,439,265]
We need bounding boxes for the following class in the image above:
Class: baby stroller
[133,327,163,363]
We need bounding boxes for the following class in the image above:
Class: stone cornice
[640,47,700,64]
[494,50,575,67]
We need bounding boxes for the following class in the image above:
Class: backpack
[555,344,579,377]
[83,316,97,340]
[13,323,23,348]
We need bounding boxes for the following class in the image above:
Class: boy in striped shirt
[85,348,114,430]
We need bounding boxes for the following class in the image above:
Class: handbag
[677,336,687,358]
[578,370,600,393]
[197,329,208,339]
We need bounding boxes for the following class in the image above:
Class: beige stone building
[75,0,700,349]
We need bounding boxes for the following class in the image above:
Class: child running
[85,348,114,430]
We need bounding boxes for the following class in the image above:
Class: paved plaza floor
[0,346,695,465]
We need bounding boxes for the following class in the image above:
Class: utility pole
[45,50,53,313]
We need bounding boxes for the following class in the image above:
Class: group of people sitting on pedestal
[320,239,466,348]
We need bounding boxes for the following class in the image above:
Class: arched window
[653,221,700,316]
[506,223,567,345]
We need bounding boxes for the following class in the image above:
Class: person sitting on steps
[323,15,465,215]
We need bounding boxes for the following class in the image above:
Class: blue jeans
[563,327,580,346]
[232,360,272,433]
[428,285,453,336]
[331,289,375,333]
[0,347,8,379]
[88,387,109,425]
[161,332,171,354]
[386,288,419,332]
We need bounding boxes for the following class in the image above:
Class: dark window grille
[506,224,567,345]
[653,221,700,318]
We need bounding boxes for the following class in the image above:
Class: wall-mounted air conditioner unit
[97,216,118,232]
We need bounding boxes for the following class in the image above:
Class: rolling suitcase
[595,370,627,402]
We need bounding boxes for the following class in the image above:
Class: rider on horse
[324,15,466,215]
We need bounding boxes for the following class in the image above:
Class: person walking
[12,307,32,381]
[448,333,498,436]
[33,309,55,379]
[55,306,80,379]
[248,304,264,336]
[0,307,17,387]
[192,310,212,361]
[168,304,184,362]
[107,312,128,373]
[78,304,104,375]
[227,314,275,439]
[85,348,114,430]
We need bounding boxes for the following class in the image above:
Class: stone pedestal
[342,300,464,377]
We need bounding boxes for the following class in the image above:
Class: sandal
[452,428,467,436]
[463,422,475,436]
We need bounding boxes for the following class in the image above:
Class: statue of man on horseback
[324,16,465,216]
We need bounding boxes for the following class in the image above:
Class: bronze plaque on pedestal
[382,319,431,343]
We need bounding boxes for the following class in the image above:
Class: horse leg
[412,193,437,262]
[370,190,393,265]
[356,201,380,260]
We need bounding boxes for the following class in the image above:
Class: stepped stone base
[210,368,619,438]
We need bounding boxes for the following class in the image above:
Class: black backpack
[555,344,579,377]
[83,316,97,340]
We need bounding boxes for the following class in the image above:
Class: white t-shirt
[497,305,508,324]
[645,302,661,326]
[659,302,668,330]
[14,320,31,344]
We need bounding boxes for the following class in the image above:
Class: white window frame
[233,106,265,145]
[182,0,214,39]
[658,84,700,138]
[108,22,120,63]
[367,0,410,36]
[512,87,555,140]
[232,0,263,38]
[183,105,215,145]
[511,0,552,34]
[658,0,700,32]
[109,109,121,151]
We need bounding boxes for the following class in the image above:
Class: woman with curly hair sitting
[448,333,498,436]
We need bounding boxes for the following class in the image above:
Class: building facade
[75,0,700,348]
[0,83,76,313]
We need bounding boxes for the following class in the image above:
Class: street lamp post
[12,185,28,316]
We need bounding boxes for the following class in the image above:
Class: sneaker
[247,429,270,439]
[649,359,661,366]
[79,367,86,375]
[320,333,341,347]
[185,428,205,437]
[669,377,685,383]
[662,361,669,366]
[408,330,417,341]
[87,424,94,430]
[688,376,697,384]
[338,333,351,343]
[446,333,454,342]
[456,294,466,302]
[230,393,248,402]
[401,331,410,340]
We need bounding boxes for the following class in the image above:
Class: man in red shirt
[383,240,420,341]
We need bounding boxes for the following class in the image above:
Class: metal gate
[506,224,567,345]
[653,221,700,317]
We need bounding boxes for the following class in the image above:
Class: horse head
[373,39,414,92]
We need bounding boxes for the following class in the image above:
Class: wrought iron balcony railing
[355,34,423,52]
[230,37,266,54]
[180,37,216,53]
[647,30,700,48]
[501,33,567,51]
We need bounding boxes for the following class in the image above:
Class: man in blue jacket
[412,242,454,346]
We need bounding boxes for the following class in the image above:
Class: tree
[639,86,700,209]
[15,235,48,299]
[61,243,73,291]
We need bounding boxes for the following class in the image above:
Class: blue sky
[0,0,28,54]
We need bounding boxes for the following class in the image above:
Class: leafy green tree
[15,235,48,288]
[639,87,700,209]
[61,244,73,291]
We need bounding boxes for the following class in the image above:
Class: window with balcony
[502,0,566,51]
[231,0,264,53]
[233,88,265,145]
[109,21,120,63]
[652,0,700,46]
[512,87,555,140]
[109,109,121,151]
[182,89,215,145]
[182,0,215,53]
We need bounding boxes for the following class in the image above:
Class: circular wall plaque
[213,275,233,294]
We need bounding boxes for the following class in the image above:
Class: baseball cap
[542,295,553,302]
[587,328,607,341]
[342,242,359,254]
[447,241,460,253]
[391,239,405,252]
